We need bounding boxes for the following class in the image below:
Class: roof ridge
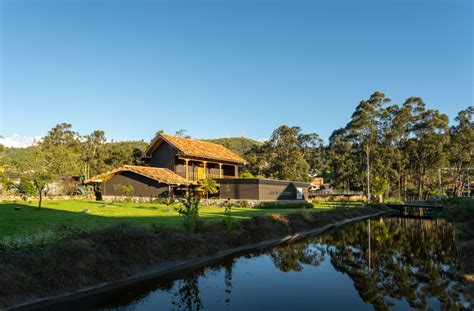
[145,133,247,164]
[161,133,224,147]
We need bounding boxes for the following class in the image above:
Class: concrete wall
[217,179,309,200]
[219,179,260,200]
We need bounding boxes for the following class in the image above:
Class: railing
[176,171,236,182]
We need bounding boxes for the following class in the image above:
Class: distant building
[309,177,324,191]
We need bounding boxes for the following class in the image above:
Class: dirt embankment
[0,207,379,309]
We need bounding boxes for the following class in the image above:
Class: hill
[203,137,262,156]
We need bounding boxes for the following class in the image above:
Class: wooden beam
[219,163,223,178]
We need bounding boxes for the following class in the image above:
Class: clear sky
[1,0,472,146]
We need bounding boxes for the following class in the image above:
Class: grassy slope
[0,200,360,238]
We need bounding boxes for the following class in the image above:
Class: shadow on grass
[0,202,316,238]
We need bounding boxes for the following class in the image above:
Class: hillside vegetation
[204,137,262,156]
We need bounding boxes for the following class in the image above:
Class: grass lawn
[0,199,363,239]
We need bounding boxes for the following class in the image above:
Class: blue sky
[1,0,472,146]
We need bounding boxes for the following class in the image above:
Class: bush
[176,194,201,231]
[223,206,233,233]
[0,230,57,250]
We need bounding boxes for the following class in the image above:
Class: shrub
[176,194,201,231]
[113,183,134,202]
[239,172,256,179]
[223,206,233,233]
[0,230,57,250]
[196,178,219,199]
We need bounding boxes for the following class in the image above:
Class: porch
[175,158,238,182]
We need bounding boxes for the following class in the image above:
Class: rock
[81,209,90,214]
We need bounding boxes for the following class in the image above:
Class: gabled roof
[143,133,247,164]
[85,165,188,185]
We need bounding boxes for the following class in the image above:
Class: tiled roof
[85,165,188,185]
[145,134,247,164]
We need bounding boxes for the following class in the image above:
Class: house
[87,133,309,200]
[142,133,247,182]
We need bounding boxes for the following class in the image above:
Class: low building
[86,165,188,198]
[309,177,324,191]
[218,178,309,201]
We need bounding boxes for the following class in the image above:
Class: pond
[42,217,470,310]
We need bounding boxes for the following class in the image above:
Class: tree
[327,128,360,192]
[175,129,191,138]
[264,125,310,181]
[371,176,389,202]
[196,178,219,199]
[82,130,107,179]
[298,132,325,176]
[448,106,473,196]
[407,108,449,199]
[31,171,53,208]
[16,175,37,202]
[243,144,270,177]
[41,123,82,176]
[346,91,391,201]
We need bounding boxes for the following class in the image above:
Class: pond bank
[2,207,381,310]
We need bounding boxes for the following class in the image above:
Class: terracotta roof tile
[146,134,247,164]
[85,165,188,185]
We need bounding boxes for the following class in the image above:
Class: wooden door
[197,167,205,179]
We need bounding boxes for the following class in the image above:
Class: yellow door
[197,167,205,179]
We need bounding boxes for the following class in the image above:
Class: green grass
[0,199,359,239]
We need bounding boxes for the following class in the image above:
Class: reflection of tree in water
[267,217,466,310]
[171,257,236,310]
[172,272,203,311]
[270,243,326,272]
[224,257,234,305]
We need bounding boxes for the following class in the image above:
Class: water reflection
[44,217,469,311]
[307,218,463,310]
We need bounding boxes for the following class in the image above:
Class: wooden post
[219,163,223,178]
[184,159,189,181]
[203,161,207,179]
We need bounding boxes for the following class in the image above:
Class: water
[44,217,470,310]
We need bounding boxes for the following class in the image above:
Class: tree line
[243,92,472,200]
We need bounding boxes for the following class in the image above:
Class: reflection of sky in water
[103,255,375,311]
[98,250,455,311]
[45,217,470,311]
